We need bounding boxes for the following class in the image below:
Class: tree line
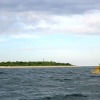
[0,61,72,66]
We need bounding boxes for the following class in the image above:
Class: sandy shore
[0,66,77,68]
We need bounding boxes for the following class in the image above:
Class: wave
[65,93,87,97]
[90,75,100,78]
[0,71,6,74]
[52,78,71,82]
[37,93,87,100]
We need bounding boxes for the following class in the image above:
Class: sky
[0,0,100,66]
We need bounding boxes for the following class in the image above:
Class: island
[0,61,72,66]
[0,61,74,68]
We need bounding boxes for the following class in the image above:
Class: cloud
[0,38,7,42]
[11,33,38,39]
[0,0,100,14]
[0,11,55,36]
[52,10,100,35]
[0,10,100,36]
[0,0,100,37]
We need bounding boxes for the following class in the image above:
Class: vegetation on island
[0,61,72,66]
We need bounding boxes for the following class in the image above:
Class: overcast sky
[0,0,100,66]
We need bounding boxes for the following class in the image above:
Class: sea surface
[0,67,100,100]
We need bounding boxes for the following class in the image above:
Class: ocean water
[0,67,100,100]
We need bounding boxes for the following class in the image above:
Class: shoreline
[0,66,77,68]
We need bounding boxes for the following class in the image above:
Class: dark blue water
[0,67,100,100]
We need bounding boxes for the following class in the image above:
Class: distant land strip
[0,61,73,66]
